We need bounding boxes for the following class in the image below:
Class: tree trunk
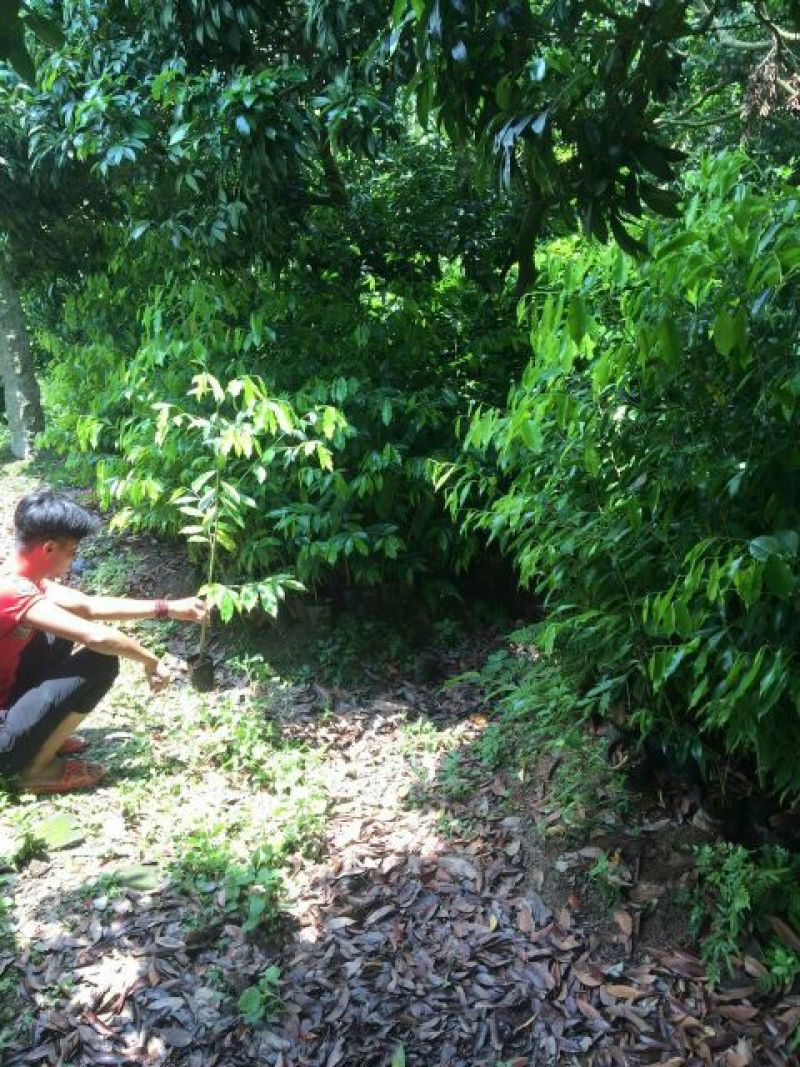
[513,195,546,299]
[0,269,44,459]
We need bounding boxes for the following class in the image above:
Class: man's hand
[167,596,209,623]
[145,660,170,693]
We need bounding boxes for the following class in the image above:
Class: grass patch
[470,642,627,828]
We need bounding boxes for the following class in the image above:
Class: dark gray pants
[0,633,118,773]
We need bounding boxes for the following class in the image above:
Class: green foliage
[0,1,64,84]
[436,750,477,802]
[0,874,18,1037]
[452,152,800,800]
[4,829,46,870]
[198,693,283,784]
[691,842,800,990]
[762,943,800,997]
[7,0,800,829]
[587,852,624,909]
[473,644,626,826]
[171,830,285,935]
[398,718,450,756]
[313,615,411,685]
[196,693,327,859]
[238,965,282,1027]
[82,549,137,597]
[36,136,516,600]
[386,0,690,253]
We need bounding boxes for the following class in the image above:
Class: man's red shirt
[0,575,45,708]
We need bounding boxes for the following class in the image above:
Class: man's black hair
[14,488,99,547]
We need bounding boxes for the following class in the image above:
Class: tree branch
[754,0,800,44]
[670,80,732,121]
[690,0,771,50]
[655,109,741,129]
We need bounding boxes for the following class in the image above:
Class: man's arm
[43,581,206,623]
[25,598,161,672]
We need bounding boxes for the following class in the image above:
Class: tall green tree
[0,0,66,452]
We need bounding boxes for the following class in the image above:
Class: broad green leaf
[567,295,586,343]
[658,317,681,366]
[33,814,84,851]
[734,563,762,606]
[775,530,799,557]
[169,123,191,146]
[765,556,794,597]
[749,535,781,562]
[238,986,263,1022]
[713,308,738,356]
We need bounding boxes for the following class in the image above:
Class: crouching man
[0,488,207,794]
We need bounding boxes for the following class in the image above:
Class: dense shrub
[448,152,800,800]
[36,142,522,605]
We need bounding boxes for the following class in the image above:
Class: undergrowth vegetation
[471,642,626,827]
[170,830,286,936]
[36,149,800,811]
[691,843,800,994]
[36,140,513,615]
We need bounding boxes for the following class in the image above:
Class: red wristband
[154,598,169,619]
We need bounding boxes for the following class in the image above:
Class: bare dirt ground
[1,451,798,1066]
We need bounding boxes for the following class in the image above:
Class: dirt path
[1,455,798,1066]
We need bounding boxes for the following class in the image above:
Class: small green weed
[203,964,228,992]
[6,831,47,870]
[40,974,77,1008]
[434,810,476,838]
[196,691,328,856]
[397,719,451,756]
[761,943,800,995]
[199,693,282,785]
[271,789,328,860]
[587,851,624,908]
[428,616,465,648]
[0,879,18,1034]
[402,749,483,811]
[238,964,282,1025]
[438,751,477,801]
[691,842,800,988]
[0,885,13,954]
[227,652,278,688]
[171,830,285,934]
[76,873,124,903]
